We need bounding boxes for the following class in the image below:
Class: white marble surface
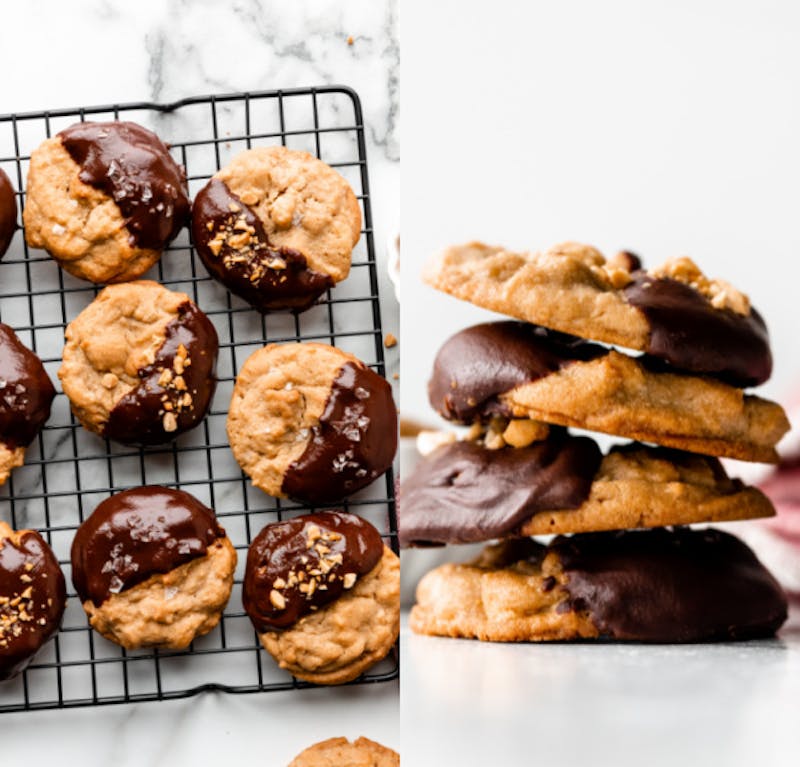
[0,0,399,760]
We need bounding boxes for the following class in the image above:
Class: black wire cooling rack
[0,87,398,712]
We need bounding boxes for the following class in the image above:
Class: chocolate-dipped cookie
[429,321,788,463]
[228,342,397,503]
[0,522,66,681]
[410,527,788,642]
[0,167,17,259]
[425,242,773,387]
[23,121,190,284]
[191,146,361,312]
[71,486,236,650]
[243,511,399,685]
[59,281,218,445]
[400,432,775,545]
[0,323,56,486]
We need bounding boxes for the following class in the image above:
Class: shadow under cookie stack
[402,242,790,642]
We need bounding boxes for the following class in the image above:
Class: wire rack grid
[0,87,398,713]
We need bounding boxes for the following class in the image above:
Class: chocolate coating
[553,527,787,641]
[624,274,772,387]
[104,301,218,445]
[0,529,66,681]
[399,433,602,546]
[59,121,190,251]
[242,511,384,632]
[71,486,225,608]
[282,362,398,504]
[0,323,56,449]
[0,167,17,259]
[192,178,333,313]
[428,321,607,423]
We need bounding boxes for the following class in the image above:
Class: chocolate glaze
[281,362,398,504]
[0,324,56,449]
[398,432,602,547]
[242,511,384,632]
[104,301,218,445]
[0,167,16,259]
[71,486,225,608]
[192,178,333,313]
[552,527,788,641]
[428,322,607,423]
[624,273,772,387]
[59,121,190,251]
[0,529,66,681]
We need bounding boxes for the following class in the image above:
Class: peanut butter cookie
[243,512,399,685]
[288,737,399,767]
[0,167,17,258]
[71,486,236,650]
[192,146,361,312]
[59,280,217,445]
[23,121,190,283]
[228,342,397,504]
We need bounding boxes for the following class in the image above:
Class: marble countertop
[1,0,399,760]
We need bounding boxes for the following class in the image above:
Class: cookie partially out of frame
[409,527,788,643]
[243,512,399,685]
[399,433,774,546]
[24,121,190,284]
[428,321,788,463]
[0,167,17,258]
[228,342,397,504]
[192,146,361,313]
[424,241,772,387]
[288,737,399,767]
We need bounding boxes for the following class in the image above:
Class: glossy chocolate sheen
[104,301,218,445]
[398,433,602,546]
[282,362,398,504]
[0,530,66,681]
[0,167,16,258]
[0,323,56,448]
[553,527,788,641]
[192,178,333,313]
[59,121,190,251]
[624,273,772,387]
[71,486,225,607]
[242,511,384,632]
[428,322,607,423]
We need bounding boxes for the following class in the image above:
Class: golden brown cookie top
[288,737,399,767]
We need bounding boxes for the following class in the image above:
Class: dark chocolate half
[553,527,787,642]
[428,321,607,423]
[59,121,190,251]
[192,178,333,313]
[281,361,398,504]
[71,486,225,607]
[624,273,772,387]
[242,511,384,632]
[0,529,66,681]
[104,301,218,446]
[0,168,16,259]
[0,323,56,449]
[399,432,602,547]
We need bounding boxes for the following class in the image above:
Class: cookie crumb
[343,572,357,589]
[384,333,398,348]
[162,412,178,432]
[347,35,354,45]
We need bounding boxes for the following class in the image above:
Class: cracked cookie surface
[288,737,399,767]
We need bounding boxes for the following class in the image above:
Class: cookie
[23,121,190,284]
[409,527,788,642]
[0,323,56,486]
[243,511,399,685]
[192,146,361,312]
[288,737,399,767]
[424,242,772,387]
[429,321,789,462]
[59,281,218,445]
[0,167,17,258]
[400,433,774,545]
[71,486,236,650]
[0,521,66,680]
[228,342,397,503]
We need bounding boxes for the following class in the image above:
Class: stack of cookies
[401,242,791,642]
